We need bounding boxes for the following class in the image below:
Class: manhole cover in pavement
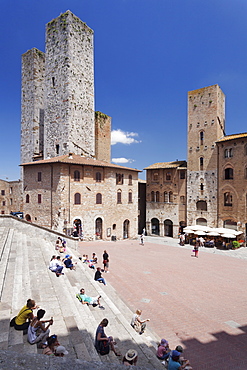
[141,298,150,303]
[225,320,240,328]
[143,271,151,274]
[160,292,168,295]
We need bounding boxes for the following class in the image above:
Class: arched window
[74,193,81,204]
[199,157,204,171]
[26,194,30,203]
[166,172,171,181]
[151,191,155,202]
[169,191,173,203]
[245,167,247,179]
[116,173,123,185]
[224,148,233,158]
[164,191,168,203]
[196,218,207,226]
[156,191,160,202]
[117,190,122,204]
[224,192,232,206]
[180,195,185,204]
[153,172,159,181]
[128,175,132,185]
[74,170,80,182]
[199,131,204,145]
[225,168,233,180]
[96,193,102,204]
[196,200,207,211]
[128,190,133,203]
[96,172,101,182]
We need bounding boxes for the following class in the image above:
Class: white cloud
[111,129,140,145]
[112,157,134,164]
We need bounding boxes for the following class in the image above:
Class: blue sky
[1,0,247,180]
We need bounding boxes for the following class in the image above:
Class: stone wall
[0,180,23,215]
[95,112,111,162]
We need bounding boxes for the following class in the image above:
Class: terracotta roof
[144,160,187,170]
[216,132,247,143]
[21,154,141,172]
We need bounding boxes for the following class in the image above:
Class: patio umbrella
[183,229,194,234]
[235,231,243,236]
[221,233,236,238]
[207,231,220,236]
[190,225,209,232]
[215,228,237,234]
[196,231,206,236]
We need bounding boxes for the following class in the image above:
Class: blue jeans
[97,278,106,285]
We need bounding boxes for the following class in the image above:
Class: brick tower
[187,84,225,227]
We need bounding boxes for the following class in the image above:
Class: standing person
[28,309,53,345]
[13,299,38,334]
[103,250,109,273]
[94,267,107,285]
[194,239,199,258]
[95,318,120,356]
[131,309,150,335]
[140,234,144,246]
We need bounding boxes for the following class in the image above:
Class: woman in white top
[28,309,53,345]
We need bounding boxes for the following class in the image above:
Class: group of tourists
[10,299,68,356]
[49,254,77,276]
[156,339,192,369]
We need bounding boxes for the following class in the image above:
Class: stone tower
[21,11,95,164]
[44,11,95,159]
[187,84,225,227]
[21,48,45,164]
[95,111,111,163]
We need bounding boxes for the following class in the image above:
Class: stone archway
[123,219,130,239]
[164,219,173,237]
[95,217,103,239]
[151,218,160,235]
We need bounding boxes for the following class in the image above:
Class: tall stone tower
[21,11,95,164]
[187,84,225,227]
[44,11,95,158]
[95,111,111,163]
[21,48,45,164]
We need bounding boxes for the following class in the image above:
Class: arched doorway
[164,219,173,237]
[224,220,237,230]
[95,217,103,239]
[196,218,207,226]
[123,219,130,239]
[151,218,160,235]
[73,218,82,237]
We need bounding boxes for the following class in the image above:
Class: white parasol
[207,231,220,236]
[183,229,194,234]
[221,233,236,238]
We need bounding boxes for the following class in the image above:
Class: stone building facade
[0,180,22,215]
[145,161,187,237]
[21,154,139,240]
[217,133,247,235]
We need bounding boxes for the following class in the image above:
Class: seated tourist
[28,309,53,345]
[42,334,60,356]
[122,349,138,366]
[94,267,107,285]
[131,309,150,334]
[63,255,76,270]
[14,299,38,334]
[76,288,104,308]
[95,318,120,356]
[168,349,192,370]
[55,345,69,356]
[49,255,64,276]
[157,339,170,360]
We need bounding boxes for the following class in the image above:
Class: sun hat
[161,339,168,345]
[125,349,138,361]
[56,345,68,355]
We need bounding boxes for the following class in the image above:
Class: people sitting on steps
[131,309,150,335]
[76,288,104,309]
[122,349,138,366]
[94,267,107,285]
[27,309,53,346]
[13,299,39,334]
[95,318,120,356]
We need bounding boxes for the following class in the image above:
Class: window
[151,191,155,202]
[169,191,173,203]
[2,201,5,206]
[128,191,133,203]
[96,172,102,182]
[156,191,160,202]
[10,198,12,206]
[128,175,132,185]
[37,172,42,182]
[225,168,233,180]
[74,193,81,204]
[96,193,102,204]
[56,144,59,155]
[200,183,204,191]
[153,172,159,181]
[1,190,5,196]
[180,171,185,179]
[224,192,232,206]
[166,172,171,181]
[245,144,247,155]
[116,173,123,185]
[199,157,204,171]
[196,200,207,211]
[10,187,13,194]
[1,211,4,214]
[117,190,122,204]
[164,191,168,203]
[224,148,233,158]
[200,131,204,146]
[245,167,247,179]
[26,194,30,203]
[38,194,42,204]
[74,170,80,182]
[180,196,185,205]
